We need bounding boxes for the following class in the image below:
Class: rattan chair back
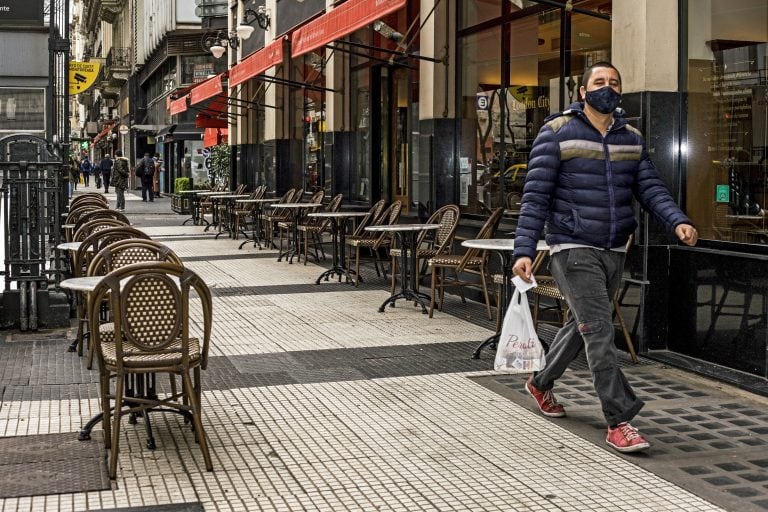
[73,209,129,236]
[88,239,182,277]
[88,261,213,479]
[456,207,503,273]
[350,199,387,237]
[72,218,128,243]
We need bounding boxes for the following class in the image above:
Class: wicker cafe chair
[346,200,402,287]
[70,227,151,359]
[389,204,461,295]
[263,188,299,245]
[297,193,343,265]
[86,239,183,369]
[232,185,267,239]
[73,210,130,238]
[88,261,213,480]
[530,235,638,364]
[428,207,504,319]
[70,193,108,210]
[277,189,325,257]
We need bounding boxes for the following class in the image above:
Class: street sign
[118,124,129,135]
[68,61,100,95]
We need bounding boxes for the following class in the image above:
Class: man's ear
[579,85,586,100]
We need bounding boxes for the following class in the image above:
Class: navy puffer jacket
[513,102,693,261]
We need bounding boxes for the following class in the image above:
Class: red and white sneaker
[606,422,650,453]
[525,377,566,417]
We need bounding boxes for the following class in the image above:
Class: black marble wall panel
[419,118,459,208]
[667,246,768,379]
[325,131,354,202]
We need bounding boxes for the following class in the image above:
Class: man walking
[138,152,154,202]
[112,150,129,211]
[512,62,698,453]
[80,154,92,187]
[99,153,113,193]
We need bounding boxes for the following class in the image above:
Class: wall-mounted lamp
[202,31,239,59]
[373,20,403,43]
[237,6,270,39]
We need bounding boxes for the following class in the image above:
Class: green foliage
[209,144,231,187]
[174,177,191,193]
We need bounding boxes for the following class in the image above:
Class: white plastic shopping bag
[494,287,547,372]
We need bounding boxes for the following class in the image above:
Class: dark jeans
[141,175,154,201]
[531,248,643,426]
[102,171,111,193]
[116,187,126,210]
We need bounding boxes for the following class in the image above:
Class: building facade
[74,0,768,391]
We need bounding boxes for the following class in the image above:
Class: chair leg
[354,247,361,287]
[391,255,397,295]
[613,298,638,364]
[182,370,213,471]
[109,374,124,479]
[100,371,111,449]
[429,266,437,318]
[480,269,492,320]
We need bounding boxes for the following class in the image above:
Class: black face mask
[584,86,622,114]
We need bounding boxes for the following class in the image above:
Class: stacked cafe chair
[87,261,213,479]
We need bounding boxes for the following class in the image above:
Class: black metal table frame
[276,204,320,264]
[315,215,356,284]
[79,373,193,450]
[373,225,438,314]
[181,191,209,227]
[238,200,269,250]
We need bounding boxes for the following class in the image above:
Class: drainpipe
[19,281,28,331]
[29,281,38,330]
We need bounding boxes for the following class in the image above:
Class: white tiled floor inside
[0,227,725,511]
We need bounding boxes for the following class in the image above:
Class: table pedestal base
[472,333,498,359]
[377,289,431,314]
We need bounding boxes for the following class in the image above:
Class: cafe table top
[365,223,441,233]
[57,241,83,252]
[461,239,549,252]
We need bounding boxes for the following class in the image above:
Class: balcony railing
[106,47,131,69]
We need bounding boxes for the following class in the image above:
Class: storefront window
[458,2,611,215]
[685,0,768,244]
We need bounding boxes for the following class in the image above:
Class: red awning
[91,122,115,144]
[190,73,226,105]
[203,128,228,148]
[229,38,285,88]
[195,95,229,129]
[291,0,406,58]
[169,94,189,115]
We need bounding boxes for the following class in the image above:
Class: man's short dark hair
[115,150,123,157]
[582,61,622,87]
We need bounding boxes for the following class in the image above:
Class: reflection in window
[685,0,768,244]
[458,3,612,216]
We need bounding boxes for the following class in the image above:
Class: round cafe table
[308,211,370,284]
[462,239,548,358]
[365,223,440,314]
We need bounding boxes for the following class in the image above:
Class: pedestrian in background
[68,155,79,194]
[111,149,129,211]
[80,155,92,187]
[153,152,162,197]
[100,153,113,193]
[93,158,102,189]
[138,152,155,202]
[512,61,698,454]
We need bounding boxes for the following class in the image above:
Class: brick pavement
[0,187,764,510]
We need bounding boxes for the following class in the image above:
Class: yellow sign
[68,61,101,95]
